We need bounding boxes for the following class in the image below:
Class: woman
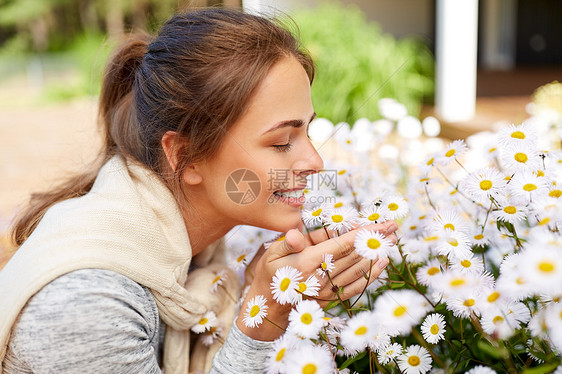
[0,8,396,374]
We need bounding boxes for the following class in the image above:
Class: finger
[337,258,389,300]
[330,257,381,287]
[267,229,306,258]
[386,233,398,246]
[359,220,399,236]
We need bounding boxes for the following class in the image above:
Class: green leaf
[390,282,405,289]
[339,351,367,370]
[521,363,559,374]
[324,300,341,311]
[477,341,508,359]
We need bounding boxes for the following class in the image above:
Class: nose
[292,140,324,180]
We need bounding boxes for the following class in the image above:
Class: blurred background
[1,0,561,262]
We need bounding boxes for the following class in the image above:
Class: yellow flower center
[445,149,456,157]
[346,139,352,144]
[236,254,246,263]
[538,261,554,273]
[447,238,459,247]
[450,278,465,287]
[493,315,504,325]
[549,189,562,198]
[393,306,407,317]
[312,208,322,217]
[461,260,472,268]
[523,183,537,191]
[212,275,221,284]
[321,262,328,270]
[427,157,434,166]
[539,217,550,225]
[199,317,208,325]
[427,267,440,275]
[298,282,307,293]
[368,213,380,221]
[410,225,417,230]
[276,348,286,362]
[474,234,484,240]
[408,355,421,366]
[300,313,313,325]
[388,203,399,211]
[355,326,367,335]
[537,170,545,177]
[504,206,517,214]
[511,131,526,139]
[367,238,381,250]
[444,223,455,231]
[303,363,317,374]
[479,180,493,191]
[277,235,286,241]
[424,236,439,242]
[338,169,347,175]
[280,278,291,292]
[516,277,526,285]
[487,291,500,302]
[463,299,475,307]
[250,305,260,317]
[331,214,343,223]
[334,202,344,208]
[430,324,439,334]
[488,147,496,153]
[514,152,528,163]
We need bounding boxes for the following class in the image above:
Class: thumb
[270,229,306,257]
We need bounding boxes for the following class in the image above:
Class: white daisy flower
[317,253,335,278]
[492,203,527,225]
[416,259,443,287]
[200,325,224,346]
[461,167,507,204]
[545,302,562,352]
[402,239,430,264]
[354,229,394,261]
[480,302,530,339]
[377,342,403,364]
[421,313,446,344]
[477,289,504,312]
[434,270,476,299]
[498,122,538,148]
[210,269,228,293]
[295,274,321,301]
[516,246,562,293]
[230,247,254,271]
[465,366,498,374]
[322,207,358,233]
[357,204,390,226]
[302,206,325,228]
[265,335,292,374]
[191,311,218,334]
[243,295,268,328]
[340,311,376,352]
[419,152,439,176]
[382,194,409,220]
[500,143,542,172]
[508,171,549,204]
[367,324,391,352]
[436,139,468,166]
[271,266,302,305]
[288,300,326,339]
[470,231,491,247]
[450,253,484,275]
[372,290,429,336]
[428,208,470,235]
[397,344,433,374]
[446,291,483,319]
[284,344,335,374]
[435,230,472,260]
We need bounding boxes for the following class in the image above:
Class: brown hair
[12,8,314,246]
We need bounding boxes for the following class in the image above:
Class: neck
[179,198,233,257]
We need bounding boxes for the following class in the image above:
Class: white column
[435,0,479,122]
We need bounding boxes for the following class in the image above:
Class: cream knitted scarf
[0,155,240,374]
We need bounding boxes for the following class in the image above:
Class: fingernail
[379,258,390,269]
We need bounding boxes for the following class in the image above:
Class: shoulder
[9,269,161,373]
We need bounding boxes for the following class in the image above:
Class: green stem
[326,272,352,317]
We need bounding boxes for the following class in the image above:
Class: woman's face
[197,56,324,233]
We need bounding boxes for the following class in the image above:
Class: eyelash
[273,142,293,152]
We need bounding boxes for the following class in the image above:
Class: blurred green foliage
[291,2,435,124]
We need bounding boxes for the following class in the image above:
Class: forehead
[231,56,313,134]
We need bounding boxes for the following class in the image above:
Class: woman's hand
[236,220,398,341]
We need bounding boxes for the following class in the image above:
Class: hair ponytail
[11,35,150,246]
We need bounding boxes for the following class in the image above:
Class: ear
[161,131,203,185]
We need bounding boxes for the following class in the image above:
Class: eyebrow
[262,112,317,135]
